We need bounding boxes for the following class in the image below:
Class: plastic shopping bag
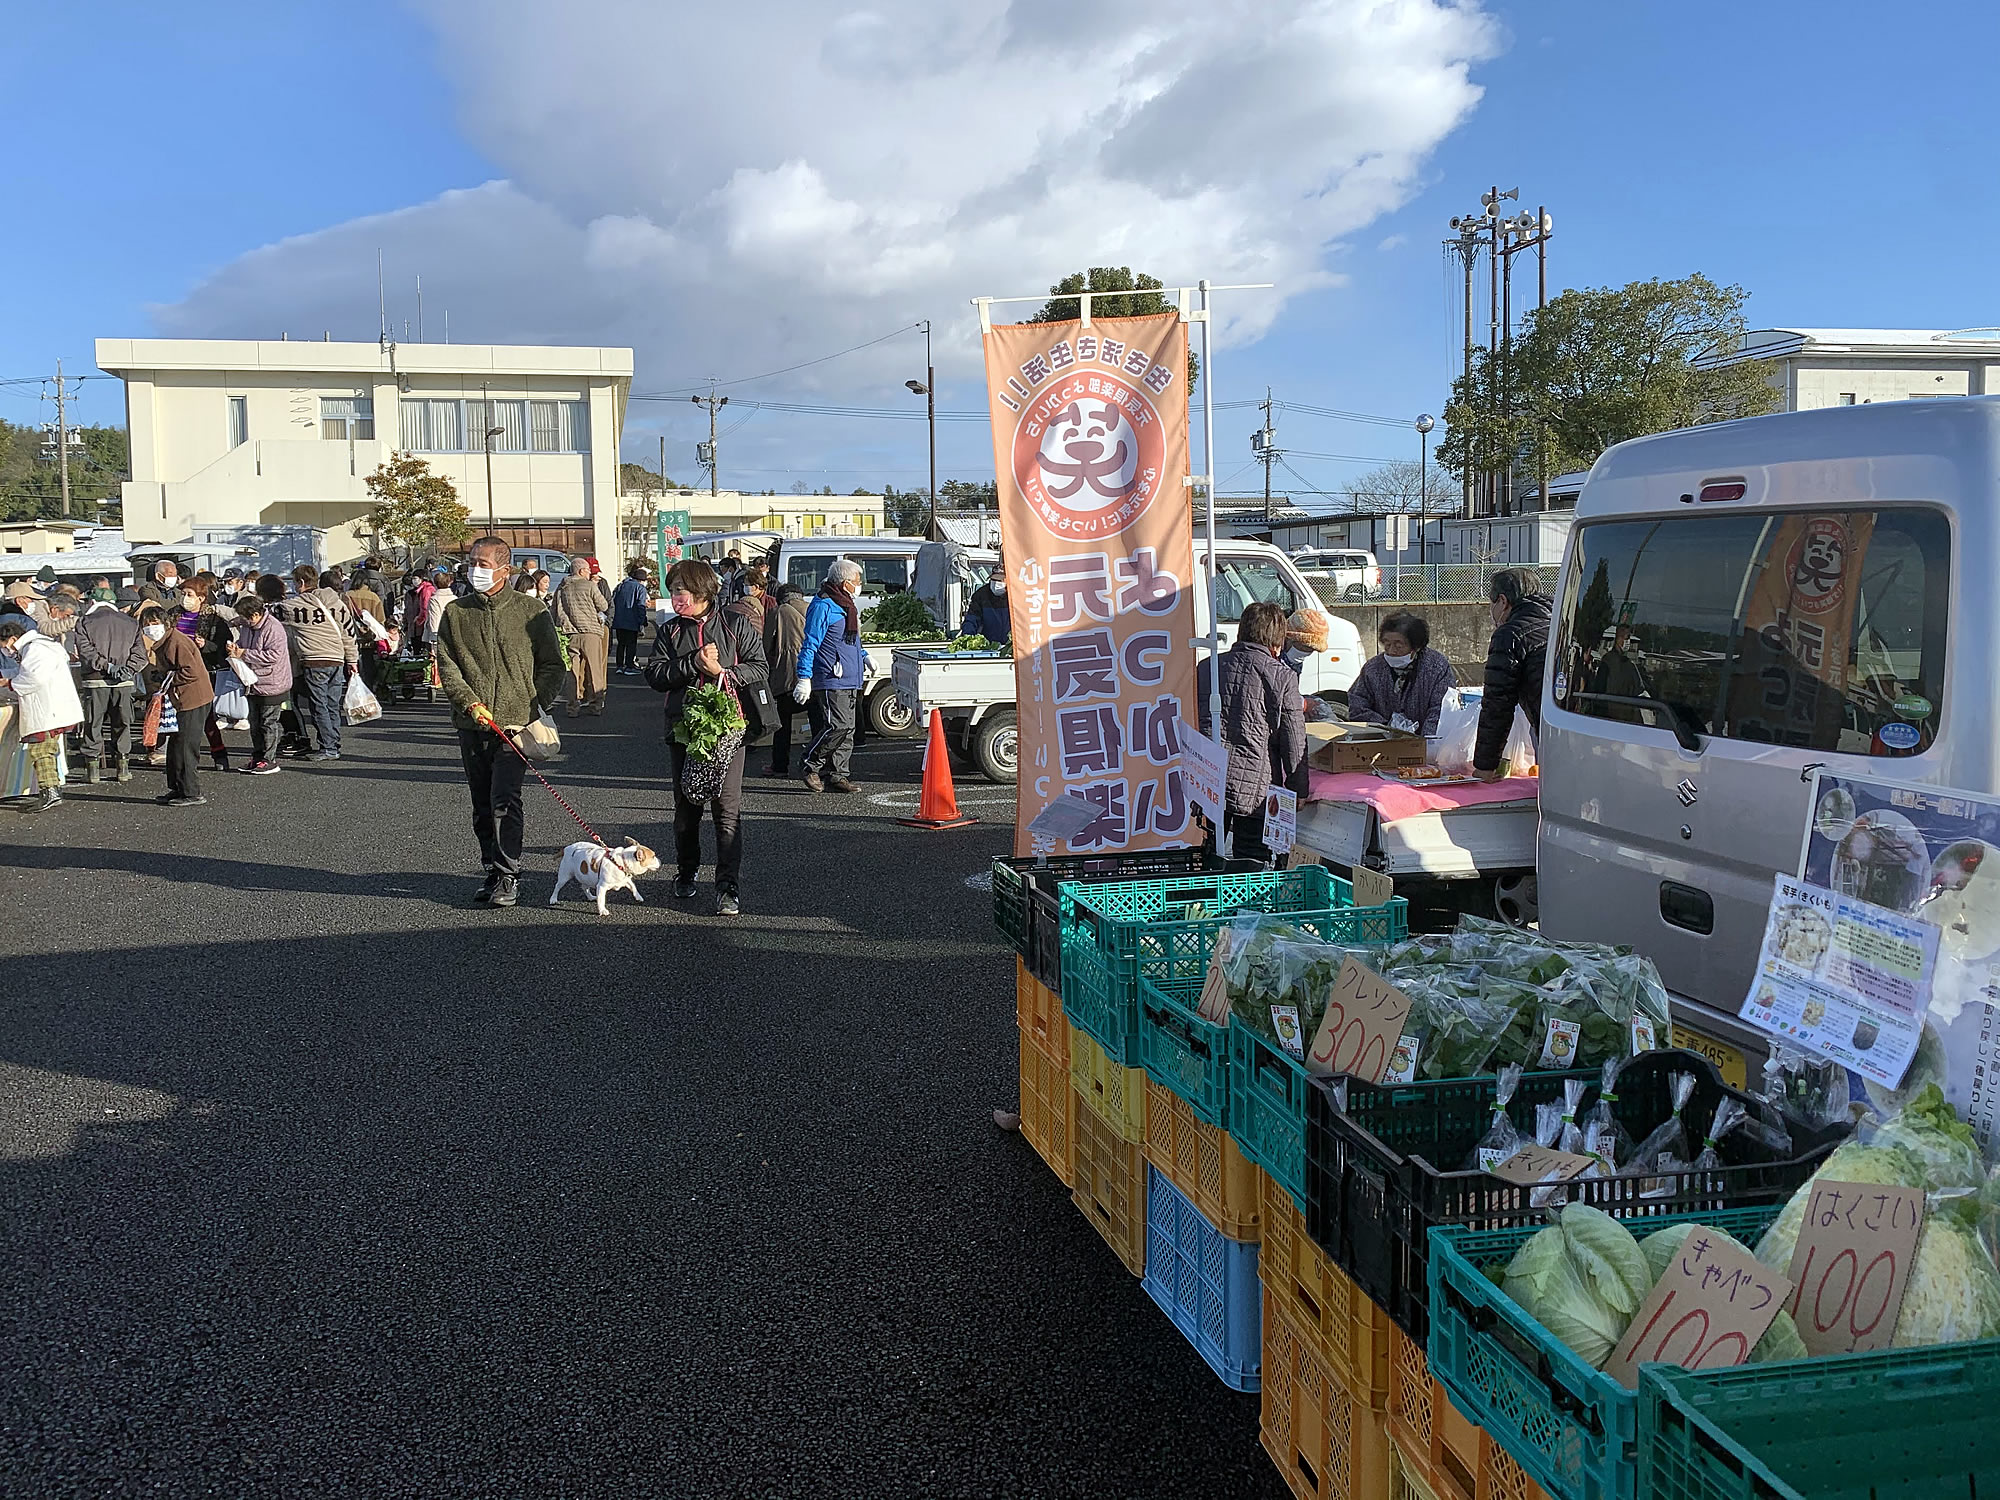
[1504,707,1539,775]
[342,672,383,725]
[1430,690,1479,773]
[213,667,249,723]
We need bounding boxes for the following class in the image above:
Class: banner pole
[1200,279,1222,740]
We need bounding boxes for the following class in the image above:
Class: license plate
[1671,1023,1747,1090]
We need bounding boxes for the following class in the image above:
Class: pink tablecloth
[1306,769,1539,823]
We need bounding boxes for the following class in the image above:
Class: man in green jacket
[434,536,566,907]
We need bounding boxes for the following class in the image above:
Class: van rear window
[1553,508,1949,756]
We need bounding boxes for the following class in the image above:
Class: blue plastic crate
[1061,870,1407,1066]
[1138,972,1230,1127]
[1227,1022,1313,1215]
[1425,1205,1783,1500]
[1143,1164,1262,1392]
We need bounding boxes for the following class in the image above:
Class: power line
[1272,400,1409,428]
[631,324,925,399]
[1284,449,1404,465]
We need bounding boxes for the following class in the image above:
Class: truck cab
[1536,397,1980,1068]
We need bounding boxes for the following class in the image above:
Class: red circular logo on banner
[1011,373,1167,537]
[1786,517,1850,617]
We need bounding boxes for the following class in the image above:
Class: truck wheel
[1491,872,1539,927]
[866,684,920,738]
[971,710,1018,784]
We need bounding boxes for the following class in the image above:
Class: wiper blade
[1570,691,1705,754]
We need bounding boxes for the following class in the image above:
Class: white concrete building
[95,337,633,565]
[1697,327,2000,411]
[617,489,892,559]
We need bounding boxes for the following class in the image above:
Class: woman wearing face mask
[0,614,84,813]
[960,561,1011,644]
[175,576,237,768]
[1345,611,1456,737]
[139,604,215,807]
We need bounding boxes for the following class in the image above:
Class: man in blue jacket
[610,561,652,675]
[959,557,1011,644]
[792,558,863,793]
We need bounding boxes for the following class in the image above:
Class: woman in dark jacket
[1210,600,1307,865]
[175,575,236,770]
[645,558,769,916]
[1345,611,1456,737]
[762,584,808,777]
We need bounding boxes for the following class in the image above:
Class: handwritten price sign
[1783,1181,1923,1356]
[1605,1226,1792,1390]
[1305,958,1414,1083]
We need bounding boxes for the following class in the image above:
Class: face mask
[143,623,167,642]
[1383,652,1414,669]
[468,566,497,592]
[670,595,699,618]
[159,577,178,592]
[181,595,200,612]
[990,578,1007,596]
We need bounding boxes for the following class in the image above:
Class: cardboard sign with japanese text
[1305,958,1414,1081]
[1487,1145,1597,1188]
[982,311,1198,856]
[1783,1180,1924,1356]
[1351,865,1394,910]
[1604,1226,1792,1390]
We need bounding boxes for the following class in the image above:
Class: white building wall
[1793,363,1974,409]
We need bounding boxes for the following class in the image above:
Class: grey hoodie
[271,586,358,668]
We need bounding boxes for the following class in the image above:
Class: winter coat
[611,577,652,631]
[551,574,613,636]
[960,583,1011,643]
[230,613,295,697]
[181,608,234,673]
[7,630,84,736]
[1475,593,1552,771]
[435,586,566,734]
[72,602,150,687]
[149,628,215,713]
[424,585,453,642]
[271,587,358,668]
[346,584,386,631]
[1346,647,1456,737]
[1205,641,1307,816]
[404,580,437,642]
[765,589,808,687]
[798,589,863,692]
[644,605,770,735]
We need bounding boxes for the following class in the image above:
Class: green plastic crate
[1426,1205,1783,1500]
[1137,972,1229,1127]
[989,848,1223,986]
[1639,1345,2000,1500]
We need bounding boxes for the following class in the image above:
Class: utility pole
[1495,202,1553,515]
[691,383,728,497]
[52,359,75,518]
[1259,388,1277,526]
[1443,219,1484,518]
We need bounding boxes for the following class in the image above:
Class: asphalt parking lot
[0,678,1281,1498]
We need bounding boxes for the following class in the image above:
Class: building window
[1837,393,1857,405]
[321,395,374,440]
[760,512,786,531]
[228,396,249,448]
[395,397,589,453]
[853,512,877,535]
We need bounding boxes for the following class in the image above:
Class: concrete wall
[1324,600,1496,676]
[1793,363,1975,409]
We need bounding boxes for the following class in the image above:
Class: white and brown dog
[549,838,660,915]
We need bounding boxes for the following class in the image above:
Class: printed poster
[1739,873,1938,1089]
[655,509,691,579]
[1798,770,2000,1154]
[981,311,1199,855]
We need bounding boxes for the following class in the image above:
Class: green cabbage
[1893,1220,2000,1347]
[1753,1309,1808,1363]
[1562,1204,1650,1318]
[1754,1141,1926,1275]
[1643,1222,1698,1285]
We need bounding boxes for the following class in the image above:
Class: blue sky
[8,1,1994,504]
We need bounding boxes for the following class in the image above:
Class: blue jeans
[302,664,345,754]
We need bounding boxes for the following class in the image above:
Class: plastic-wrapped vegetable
[1629,1071,1697,1176]
[1468,1063,1526,1171]
[1558,1077,1590,1156]
[1765,1045,1850,1133]
[1581,1058,1634,1170]
[1693,1098,1749,1171]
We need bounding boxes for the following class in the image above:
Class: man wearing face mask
[959,559,1011,644]
[434,537,566,907]
[137,558,183,608]
[792,558,865,794]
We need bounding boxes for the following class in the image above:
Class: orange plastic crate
[1259,1169,1391,1408]
[1071,1086,1146,1275]
[1015,956,1067,1067]
[1386,1325,1550,1500]
[1141,1078,1261,1241]
[1391,1436,1442,1500]
[1018,1021,1075,1186]
[1260,1286,1392,1500]
[1069,1022,1146,1144]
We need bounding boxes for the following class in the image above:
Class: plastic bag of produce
[1468,1063,1526,1172]
[1628,1070,1697,1176]
[1764,1044,1851,1133]
[1581,1058,1634,1170]
[1692,1097,1750,1171]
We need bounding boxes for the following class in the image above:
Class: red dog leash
[486,716,609,846]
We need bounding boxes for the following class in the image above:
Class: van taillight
[1697,482,1746,503]
[1367,566,1381,586]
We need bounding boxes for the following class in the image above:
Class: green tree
[940,479,998,507]
[620,462,687,492]
[1439,274,1781,488]
[880,484,930,536]
[0,420,129,522]
[1029,266,1200,394]
[1574,557,1615,660]
[363,452,470,564]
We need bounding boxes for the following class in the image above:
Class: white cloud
[152,0,1498,481]
[1378,234,1410,252]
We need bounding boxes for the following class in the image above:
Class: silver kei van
[1536,397,1979,1058]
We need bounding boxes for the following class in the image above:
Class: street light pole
[481,381,503,532]
[1416,414,1435,565]
[906,319,938,540]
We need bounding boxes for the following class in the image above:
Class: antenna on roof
[377,250,387,350]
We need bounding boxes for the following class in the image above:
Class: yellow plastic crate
[1069,1021,1146,1144]
[1259,1169,1391,1409]
[1018,1021,1075,1186]
[1015,956,1067,1067]
[1071,1086,1146,1275]
[1387,1324,1550,1500]
[1261,1285,1392,1500]
[1391,1436,1442,1500]
[1141,1078,1261,1241]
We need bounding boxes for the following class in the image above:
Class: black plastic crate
[990,847,1224,990]
[1303,1049,1848,1344]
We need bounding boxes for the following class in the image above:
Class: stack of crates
[1071,1021,1148,1275]
[1015,958,1075,1184]
[1387,1324,1550,1500]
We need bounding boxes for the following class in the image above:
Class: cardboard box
[1310,722,1428,775]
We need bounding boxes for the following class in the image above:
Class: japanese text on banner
[981,311,1198,856]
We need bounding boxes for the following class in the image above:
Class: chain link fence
[1310,564,1561,607]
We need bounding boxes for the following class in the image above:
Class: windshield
[1554,507,1949,756]
[1209,555,1300,622]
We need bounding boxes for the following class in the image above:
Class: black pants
[247,693,284,764]
[1224,805,1272,867]
[78,683,134,763]
[768,696,797,773]
[357,648,382,698]
[803,690,856,780]
[613,629,639,673]
[458,728,528,877]
[165,706,208,800]
[670,740,745,891]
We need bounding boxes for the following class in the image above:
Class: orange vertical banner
[981,310,1199,856]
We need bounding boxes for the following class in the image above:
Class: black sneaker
[715,890,740,917]
[672,875,698,899]
[474,870,501,903]
[165,796,208,808]
[489,874,519,908]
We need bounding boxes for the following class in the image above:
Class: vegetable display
[860,592,945,643]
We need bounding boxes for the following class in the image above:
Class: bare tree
[1344,459,1458,515]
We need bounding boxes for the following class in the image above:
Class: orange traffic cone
[899,709,978,830]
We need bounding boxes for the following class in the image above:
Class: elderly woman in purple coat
[1345,610,1456,736]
